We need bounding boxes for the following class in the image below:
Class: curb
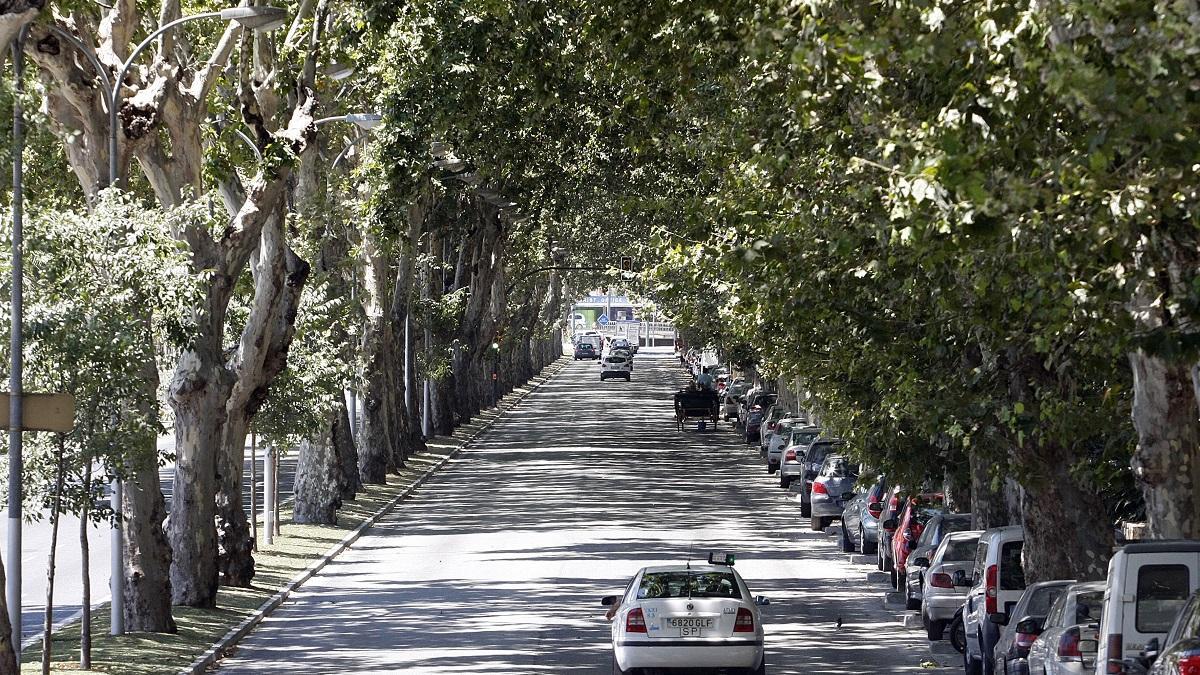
[180,355,572,675]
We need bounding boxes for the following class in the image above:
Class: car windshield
[637,571,743,599]
[791,431,819,445]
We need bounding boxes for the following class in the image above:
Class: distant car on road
[602,553,768,675]
[574,342,599,360]
[600,354,632,381]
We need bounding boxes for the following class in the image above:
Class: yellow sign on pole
[0,393,76,433]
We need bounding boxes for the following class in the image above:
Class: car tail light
[868,503,882,518]
[785,450,797,461]
[929,572,953,589]
[812,481,828,495]
[626,608,647,633]
[1057,627,1083,661]
[1104,633,1124,673]
[1015,628,1039,651]
[1178,650,1200,675]
[733,608,754,633]
[984,564,998,615]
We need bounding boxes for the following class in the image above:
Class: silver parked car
[904,513,975,610]
[840,474,888,554]
[798,439,843,518]
[921,530,982,641]
[776,425,821,483]
[1024,581,1103,675]
[991,580,1073,675]
[808,451,855,530]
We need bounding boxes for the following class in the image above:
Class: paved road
[216,348,952,674]
[1,454,297,642]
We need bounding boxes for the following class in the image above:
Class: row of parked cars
[725,385,1200,675]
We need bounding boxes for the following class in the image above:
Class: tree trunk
[293,435,344,525]
[42,437,66,675]
[1020,443,1113,582]
[167,369,230,608]
[358,315,393,484]
[333,402,360,501]
[0,554,16,675]
[1129,350,1200,538]
[217,216,310,588]
[79,461,91,669]
[123,359,175,631]
[968,446,1010,531]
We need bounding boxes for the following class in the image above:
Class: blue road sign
[597,314,610,326]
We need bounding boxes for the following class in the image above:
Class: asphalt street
[215,348,953,674]
[0,453,297,643]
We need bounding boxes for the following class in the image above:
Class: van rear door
[1120,552,1200,661]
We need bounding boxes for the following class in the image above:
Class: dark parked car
[573,342,599,360]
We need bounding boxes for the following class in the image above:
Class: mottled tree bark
[123,458,176,631]
[293,438,343,524]
[1130,352,1200,538]
[333,402,360,501]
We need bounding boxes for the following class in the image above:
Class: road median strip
[19,355,570,675]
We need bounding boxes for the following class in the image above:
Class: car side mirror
[754,595,770,606]
[913,557,930,568]
[1014,616,1042,635]
[988,612,1009,626]
[601,595,619,607]
[882,519,898,531]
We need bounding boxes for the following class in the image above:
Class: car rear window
[606,357,626,363]
[1000,541,1026,590]
[1026,585,1065,617]
[791,431,819,446]
[1136,565,1191,633]
[1076,590,1103,624]
[945,537,979,562]
[823,456,857,478]
[637,572,743,600]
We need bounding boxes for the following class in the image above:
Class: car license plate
[666,617,714,637]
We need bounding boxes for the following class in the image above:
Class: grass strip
[18,356,568,674]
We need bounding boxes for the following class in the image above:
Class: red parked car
[885,493,947,590]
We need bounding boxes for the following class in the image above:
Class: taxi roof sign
[707,552,735,566]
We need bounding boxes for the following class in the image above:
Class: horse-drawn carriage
[673,388,719,431]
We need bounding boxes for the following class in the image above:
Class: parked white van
[1095,541,1200,674]
[963,525,1027,675]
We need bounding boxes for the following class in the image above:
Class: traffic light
[620,255,633,272]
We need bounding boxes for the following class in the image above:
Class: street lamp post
[100,6,286,636]
[7,29,27,662]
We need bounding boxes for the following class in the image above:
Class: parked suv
[963,525,1027,675]
[1095,541,1200,674]
[798,439,844,518]
[809,453,857,531]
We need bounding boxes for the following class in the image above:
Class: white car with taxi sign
[601,553,768,674]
